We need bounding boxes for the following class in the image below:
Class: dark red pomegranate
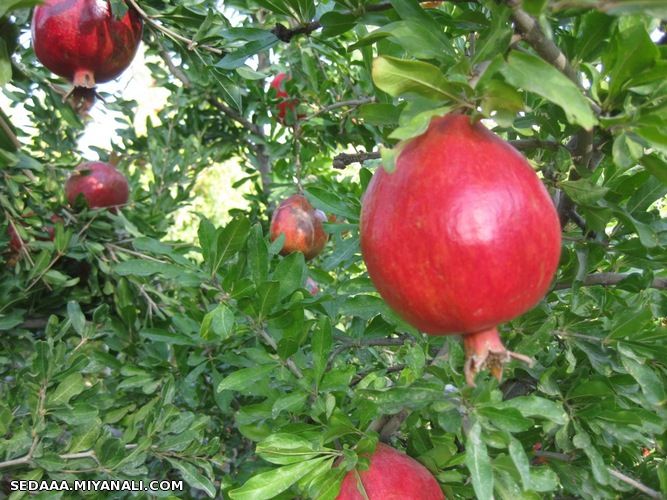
[32,0,143,89]
[7,223,23,253]
[66,161,129,210]
[337,443,444,499]
[270,194,328,260]
[270,73,300,123]
[360,113,561,385]
[7,214,62,253]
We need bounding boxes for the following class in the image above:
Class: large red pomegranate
[270,73,300,123]
[360,113,561,385]
[337,443,444,499]
[66,161,129,210]
[270,194,328,260]
[32,0,143,89]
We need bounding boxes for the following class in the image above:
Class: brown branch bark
[0,111,20,150]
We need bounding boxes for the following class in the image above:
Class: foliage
[1,0,666,499]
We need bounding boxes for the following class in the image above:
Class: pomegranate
[7,214,62,253]
[360,113,561,385]
[305,276,320,295]
[66,161,129,210]
[337,443,444,499]
[270,194,328,260]
[32,0,143,89]
[270,73,300,123]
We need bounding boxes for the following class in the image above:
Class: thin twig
[327,336,412,371]
[608,468,662,499]
[0,112,20,149]
[332,139,562,169]
[301,97,376,123]
[258,329,304,379]
[126,0,223,55]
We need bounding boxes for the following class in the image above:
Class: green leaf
[501,396,568,425]
[500,51,597,129]
[166,458,216,498]
[508,437,531,491]
[312,317,333,385]
[256,433,319,465]
[256,280,280,318]
[573,430,609,485]
[0,38,12,86]
[212,216,251,275]
[228,456,328,500]
[67,301,86,336]
[217,364,275,392]
[272,391,308,418]
[466,421,494,499]
[478,407,533,432]
[560,179,609,205]
[48,373,85,406]
[641,154,667,184]
[372,56,466,104]
[272,252,306,301]
[247,223,269,286]
[216,33,279,70]
[604,24,659,101]
[620,353,666,406]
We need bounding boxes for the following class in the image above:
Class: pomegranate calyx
[73,69,96,89]
[462,327,534,386]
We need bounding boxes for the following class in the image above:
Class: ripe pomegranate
[66,161,129,210]
[270,73,300,123]
[270,194,328,260]
[337,443,444,499]
[32,0,143,89]
[7,223,23,253]
[360,113,561,385]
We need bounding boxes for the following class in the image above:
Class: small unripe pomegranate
[270,194,328,260]
[270,73,300,123]
[32,0,143,89]
[337,444,444,499]
[361,113,561,385]
[66,161,129,210]
[305,276,320,295]
[6,214,62,253]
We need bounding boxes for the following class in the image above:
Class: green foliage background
[0,0,666,498]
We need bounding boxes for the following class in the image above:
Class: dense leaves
[0,0,666,499]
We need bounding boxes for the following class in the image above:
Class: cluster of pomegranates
[24,2,563,497]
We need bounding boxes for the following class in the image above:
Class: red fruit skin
[360,114,561,335]
[65,161,129,210]
[8,224,22,252]
[270,73,299,123]
[305,276,320,296]
[337,444,444,500]
[270,194,328,261]
[32,0,143,88]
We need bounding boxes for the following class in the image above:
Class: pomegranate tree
[360,113,561,385]
[337,443,444,499]
[66,161,129,210]
[32,0,143,90]
[270,194,328,260]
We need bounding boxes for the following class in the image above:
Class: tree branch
[258,328,304,379]
[507,0,578,83]
[554,272,667,290]
[327,336,412,371]
[608,468,662,499]
[0,111,20,150]
[302,97,376,123]
[332,139,562,169]
[127,0,224,55]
